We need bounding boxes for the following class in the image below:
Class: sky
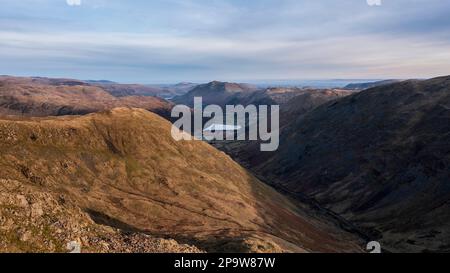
[0,0,450,83]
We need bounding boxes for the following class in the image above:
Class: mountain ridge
[0,107,363,252]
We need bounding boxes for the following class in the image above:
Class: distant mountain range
[171,80,354,109]
[0,76,174,119]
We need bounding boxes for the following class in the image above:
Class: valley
[1,75,449,253]
[213,76,450,252]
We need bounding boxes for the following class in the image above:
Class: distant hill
[0,76,174,120]
[90,83,167,97]
[86,82,197,99]
[157,82,199,99]
[90,82,197,99]
[172,81,355,110]
[344,80,402,90]
[0,76,197,99]
[0,108,362,252]
[172,81,259,107]
[238,87,353,108]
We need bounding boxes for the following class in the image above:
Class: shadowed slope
[237,76,450,252]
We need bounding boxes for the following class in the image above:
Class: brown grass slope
[0,108,362,253]
[239,76,450,252]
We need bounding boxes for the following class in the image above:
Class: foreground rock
[0,179,201,253]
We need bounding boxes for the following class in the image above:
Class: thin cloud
[1,30,449,81]
[66,0,81,6]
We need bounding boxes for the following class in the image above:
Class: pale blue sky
[1,0,450,83]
